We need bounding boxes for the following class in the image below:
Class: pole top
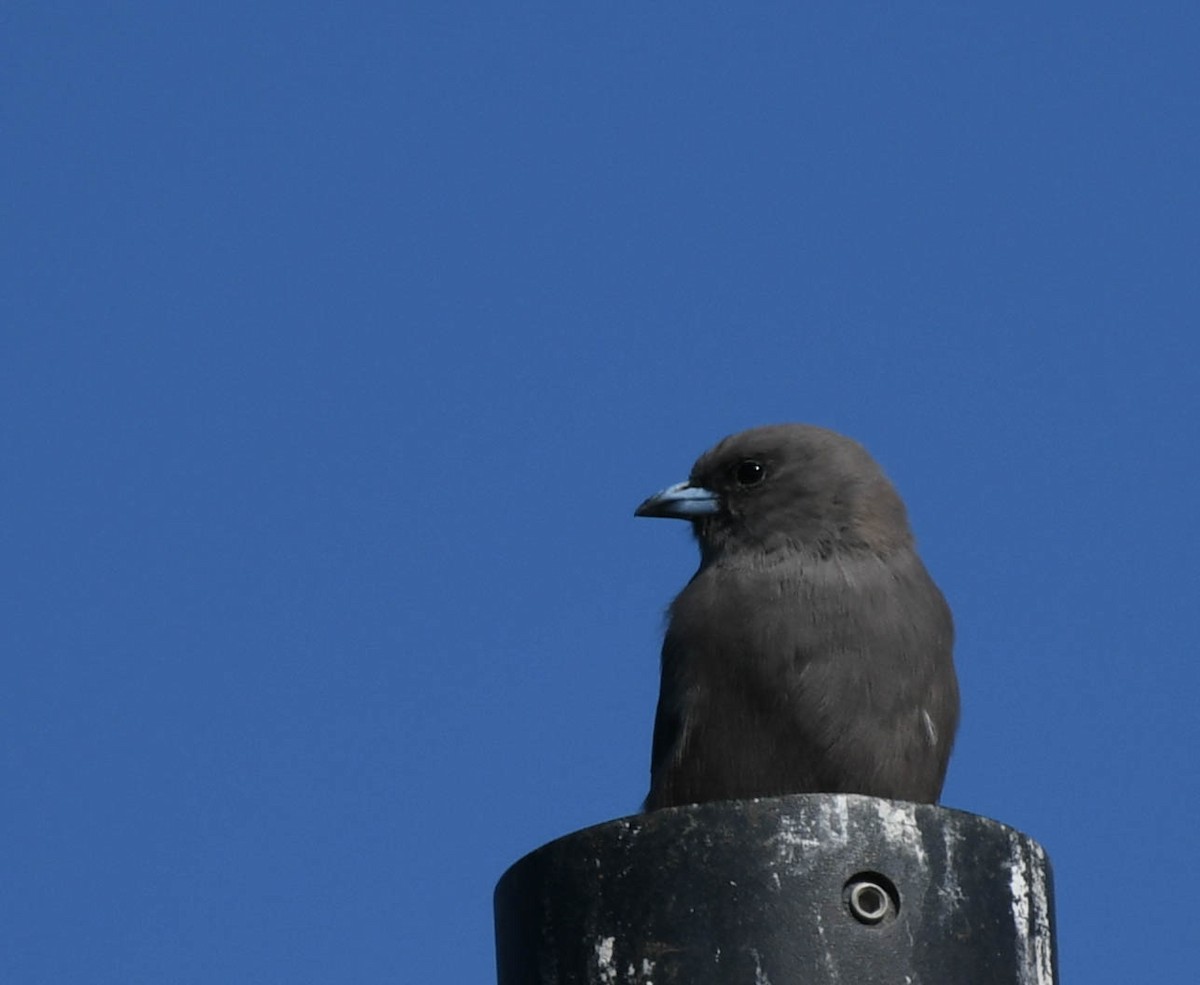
[495,794,1057,985]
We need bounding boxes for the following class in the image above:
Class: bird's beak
[635,481,721,520]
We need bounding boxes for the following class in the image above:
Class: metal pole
[494,793,1057,984]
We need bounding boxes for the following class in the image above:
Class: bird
[635,423,958,810]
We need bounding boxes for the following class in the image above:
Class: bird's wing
[647,630,693,794]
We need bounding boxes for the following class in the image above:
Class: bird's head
[635,424,914,562]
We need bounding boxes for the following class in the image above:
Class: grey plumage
[635,424,958,810]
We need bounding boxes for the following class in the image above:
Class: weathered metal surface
[494,794,1056,984]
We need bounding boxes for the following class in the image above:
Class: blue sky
[5,4,1198,982]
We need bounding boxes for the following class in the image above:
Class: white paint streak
[591,941,657,984]
[770,796,851,868]
[812,911,838,978]
[872,799,927,868]
[750,947,772,985]
[1008,833,1055,985]
[938,820,965,910]
[594,936,617,984]
[922,709,937,746]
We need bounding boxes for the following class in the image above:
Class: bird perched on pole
[635,424,958,811]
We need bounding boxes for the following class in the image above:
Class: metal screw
[844,873,898,925]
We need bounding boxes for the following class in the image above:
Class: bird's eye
[732,459,766,487]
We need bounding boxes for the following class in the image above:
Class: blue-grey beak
[635,481,721,520]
